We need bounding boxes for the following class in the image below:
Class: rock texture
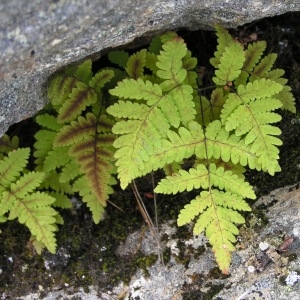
[0,0,299,137]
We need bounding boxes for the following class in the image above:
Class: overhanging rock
[0,0,299,137]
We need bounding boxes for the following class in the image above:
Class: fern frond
[0,148,30,191]
[107,100,150,120]
[108,50,129,68]
[155,164,209,194]
[73,176,106,223]
[9,171,45,198]
[54,113,98,147]
[74,59,93,84]
[177,188,248,273]
[235,41,267,86]
[155,163,255,199]
[208,163,255,199]
[275,85,296,113]
[110,78,163,104]
[57,82,98,124]
[49,191,72,208]
[249,53,277,81]
[145,51,159,74]
[157,38,188,91]
[47,74,78,106]
[210,24,234,68]
[221,79,283,174]
[35,114,62,132]
[43,146,72,172]
[213,40,245,85]
[69,134,115,206]
[41,171,73,194]
[126,49,147,79]
[7,190,58,254]
[199,88,226,126]
[89,69,115,95]
[0,152,59,254]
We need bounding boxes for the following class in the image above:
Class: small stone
[293,227,299,237]
[259,241,269,251]
[247,265,255,273]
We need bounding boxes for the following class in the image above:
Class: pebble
[259,241,269,251]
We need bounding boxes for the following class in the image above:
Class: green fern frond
[210,24,234,68]
[41,171,73,194]
[108,50,129,68]
[110,78,163,104]
[275,84,296,113]
[47,74,78,106]
[43,146,72,172]
[249,53,277,81]
[155,164,209,193]
[177,188,249,274]
[89,69,115,95]
[49,191,72,208]
[221,79,283,174]
[235,41,267,86]
[108,38,197,188]
[74,59,93,84]
[213,40,245,85]
[54,113,98,147]
[7,190,58,254]
[0,148,30,191]
[126,49,147,79]
[204,121,258,169]
[157,38,188,91]
[0,149,59,253]
[145,51,159,74]
[155,163,255,199]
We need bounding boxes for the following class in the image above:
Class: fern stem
[151,172,159,233]
[132,180,164,265]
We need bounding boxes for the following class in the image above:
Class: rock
[0,0,300,137]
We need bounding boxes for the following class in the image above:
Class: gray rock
[0,0,299,137]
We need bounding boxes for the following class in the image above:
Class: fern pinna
[36,60,117,224]
[0,144,58,253]
[107,26,295,273]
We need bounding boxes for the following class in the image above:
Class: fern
[108,36,197,188]
[37,60,116,223]
[0,26,295,273]
[0,148,58,253]
[107,27,296,273]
